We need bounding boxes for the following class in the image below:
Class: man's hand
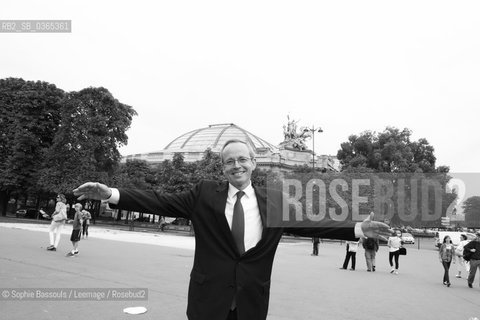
[360,212,393,241]
[73,182,112,201]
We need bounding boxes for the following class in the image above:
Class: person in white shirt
[341,240,359,270]
[455,234,471,278]
[387,230,403,274]
[46,194,68,251]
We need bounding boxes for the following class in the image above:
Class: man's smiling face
[222,142,256,190]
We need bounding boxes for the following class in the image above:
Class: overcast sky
[2,0,479,175]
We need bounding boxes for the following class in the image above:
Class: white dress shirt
[225,183,263,252]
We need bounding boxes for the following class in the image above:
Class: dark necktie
[231,191,245,255]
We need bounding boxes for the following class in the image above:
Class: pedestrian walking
[439,235,454,287]
[46,194,68,251]
[464,232,480,288]
[81,209,91,239]
[387,230,403,274]
[363,237,379,272]
[455,234,470,278]
[312,237,319,256]
[159,216,167,232]
[66,203,83,257]
[341,240,359,270]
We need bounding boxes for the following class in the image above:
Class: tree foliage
[0,78,66,214]
[190,149,224,183]
[112,159,157,190]
[337,127,441,173]
[335,127,455,227]
[38,87,137,193]
[0,78,65,194]
[463,196,480,227]
[154,153,192,193]
[0,78,136,215]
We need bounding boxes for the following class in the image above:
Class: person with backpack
[363,237,379,272]
[464,232,480,288]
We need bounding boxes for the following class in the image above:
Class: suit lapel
[212,182,238,254]
[254,186,268,232]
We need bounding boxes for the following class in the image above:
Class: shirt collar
[228,182,255,199]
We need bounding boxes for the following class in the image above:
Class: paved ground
[0,222,479,320]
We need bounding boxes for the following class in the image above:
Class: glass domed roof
[163,123,278,153]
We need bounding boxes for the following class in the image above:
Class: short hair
[460,234,467,241]
[220,139,256,161]
[75,203,83,210]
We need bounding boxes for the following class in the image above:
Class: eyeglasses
[223,157,253,167]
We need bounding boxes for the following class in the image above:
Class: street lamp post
[304,125,323,171]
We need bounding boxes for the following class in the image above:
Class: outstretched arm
[283,213,392,241]
[73,181,199,220]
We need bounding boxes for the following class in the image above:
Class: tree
[336,127,455,227]
[410,138,436,173]
[0,78,65,215]
[156,153,192,193]
[0,79,136,217]
[38,87,137,194]
[337,127,438,173]
[113,159,156,190]
[463,196,480,227]
[110,159,157,222]
[190,149,223,183]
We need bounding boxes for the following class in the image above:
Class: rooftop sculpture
[280,115,311,151]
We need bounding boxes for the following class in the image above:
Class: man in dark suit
[73,139,392,320]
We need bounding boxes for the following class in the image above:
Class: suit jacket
[464,240,480,260]
[113,180,357,320]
